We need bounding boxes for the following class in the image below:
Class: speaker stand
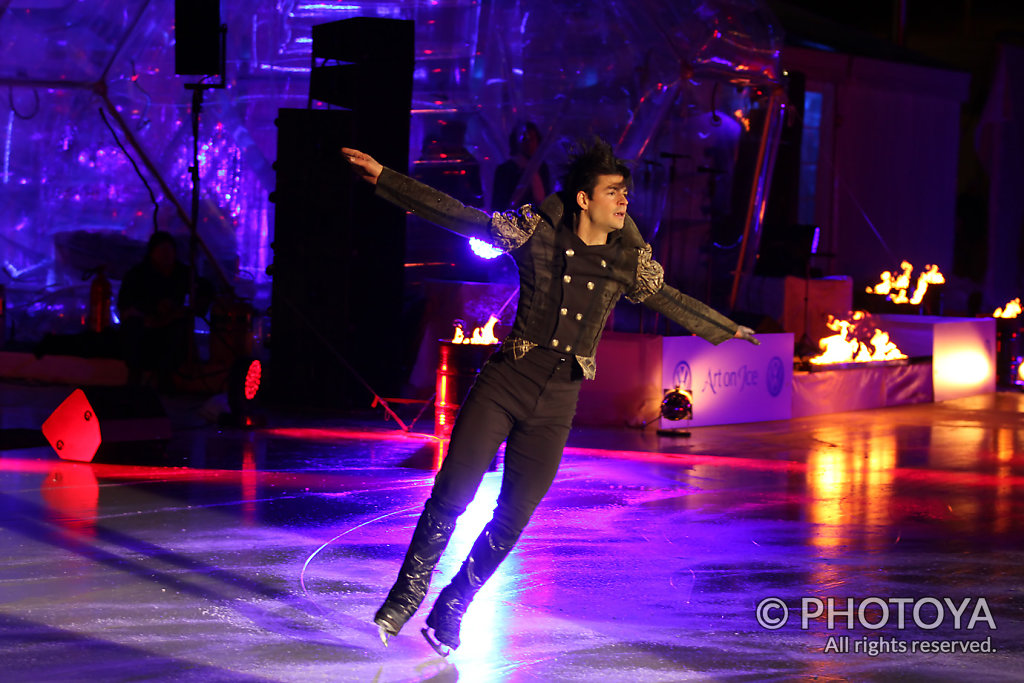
[183,23,227,362]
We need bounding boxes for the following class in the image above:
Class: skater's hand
[341,147,383,185]
[734,325,760,345]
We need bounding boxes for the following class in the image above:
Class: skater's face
[577,174,629,233]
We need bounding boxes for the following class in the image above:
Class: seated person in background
[491,121,551,211]
[117,231,193,388]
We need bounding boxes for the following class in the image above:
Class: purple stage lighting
[469,237,502,260]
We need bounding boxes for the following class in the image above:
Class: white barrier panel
[661,333,794,428]
[879,315,996,402]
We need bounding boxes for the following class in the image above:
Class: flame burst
[451,315,500,345]
[993,298,1021,319]
[809,311,907,365]
[866,261,945,305]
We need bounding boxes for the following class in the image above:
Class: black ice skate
[420,520,518,654]
[373,502,455,646]
[422,581,473,654]
[420,625,453,657]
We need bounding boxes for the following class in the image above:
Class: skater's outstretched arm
[342,148,384,184]
[644,282,758,345]
[623,240,758,346]
[342,147,536,251]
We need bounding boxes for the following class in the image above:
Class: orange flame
[451,315,500,345]
[809,311,907,365]
[993,298,1021,319]
[865,261,945,305]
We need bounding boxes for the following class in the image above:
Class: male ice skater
[343,140,756,656]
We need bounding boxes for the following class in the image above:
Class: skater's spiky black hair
[562,137,631,213]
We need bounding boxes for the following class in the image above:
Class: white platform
[878,315,996,402]
[660,333,794,428]
[0,351,128,387]
[576,319,996,427]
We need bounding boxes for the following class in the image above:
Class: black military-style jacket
[375,167,739,379]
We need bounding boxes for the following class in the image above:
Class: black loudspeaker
[0,283,6,348]
[268,18,413,408]
[42,387,171,463]
[269,109,407,407]
[308,17,413,174]
[755,223,818,277]
[763,70,806,231]
[175,0,222,75]
[309,18,414,105]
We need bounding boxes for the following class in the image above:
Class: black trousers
[428,346,583,540]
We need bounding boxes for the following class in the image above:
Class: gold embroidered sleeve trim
[489,205,540,252]
[625,244,664,303]
[575,355,596,380]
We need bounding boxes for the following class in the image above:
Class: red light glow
[0,456,380,490]
[244,360,262,401]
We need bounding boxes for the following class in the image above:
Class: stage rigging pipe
[893,0,907,47]
[0,78,92,90]
[507,98,568,209]
[728,87,785,311]
[99,0,152,83]
[99,92,233,292]
[0,75,234,293]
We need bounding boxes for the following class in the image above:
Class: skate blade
[421,627,452,657]
[376,623,395,647]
